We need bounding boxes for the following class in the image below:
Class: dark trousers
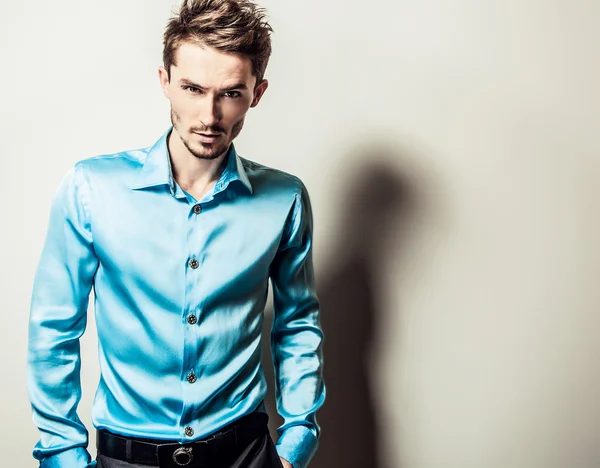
[95,413,284,468]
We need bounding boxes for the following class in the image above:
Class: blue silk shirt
[27,127,325,468]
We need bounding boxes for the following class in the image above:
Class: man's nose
[198,95,222,128]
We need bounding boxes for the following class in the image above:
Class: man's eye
[223,91,241,98]
[183,86,201,93]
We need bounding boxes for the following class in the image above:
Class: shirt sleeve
[27,163,99,467]
[268,182,326,468]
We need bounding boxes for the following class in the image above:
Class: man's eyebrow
[179,78,205,89]
[221,82,248,91]
[178,78,248,91]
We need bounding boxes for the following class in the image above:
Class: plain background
[2,1,599,467]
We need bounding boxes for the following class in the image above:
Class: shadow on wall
[262,144,423,468]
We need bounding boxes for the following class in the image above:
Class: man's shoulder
[239,156,308,197]
[73,145,150,174]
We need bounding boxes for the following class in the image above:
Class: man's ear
[158,66,170,99]
[250,79,269,108]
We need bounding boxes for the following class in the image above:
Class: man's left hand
[280,457,293,468]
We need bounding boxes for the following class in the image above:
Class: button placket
[181,201,205,441]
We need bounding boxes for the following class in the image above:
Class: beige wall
[2,1,599,467]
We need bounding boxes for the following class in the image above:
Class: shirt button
[187,314,197,325]
[189,258,199,269]
[187,372,197,384]
[192,204,202,214]
[184,426,194,437]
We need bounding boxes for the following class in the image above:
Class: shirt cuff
[38,446,93,468]
[275,425,318,468]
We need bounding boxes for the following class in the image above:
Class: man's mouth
[194,132,221,143]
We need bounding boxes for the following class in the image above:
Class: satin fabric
[27,127,325,468]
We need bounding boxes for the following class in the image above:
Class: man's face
[159,42,268,160]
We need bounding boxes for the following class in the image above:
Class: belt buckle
[172,446,194,466]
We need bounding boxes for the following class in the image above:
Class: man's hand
[280,457,293,468]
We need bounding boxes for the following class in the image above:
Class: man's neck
[167,129,229,199]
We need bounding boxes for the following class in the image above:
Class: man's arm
[27,163,99,467]
[269,182,326,468]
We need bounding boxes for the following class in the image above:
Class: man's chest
[89,189,290,295]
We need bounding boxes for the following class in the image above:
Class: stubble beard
[171,109,246,160]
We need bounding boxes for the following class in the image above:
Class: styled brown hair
[162,0,273,84]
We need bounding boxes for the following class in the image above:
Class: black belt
[96,411,268,467]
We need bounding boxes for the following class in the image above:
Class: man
[26,1,325,467]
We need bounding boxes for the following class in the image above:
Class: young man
[26,1,325,467]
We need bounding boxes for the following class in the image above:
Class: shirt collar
[132,126,253,195]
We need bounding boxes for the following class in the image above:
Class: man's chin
[190,143,229,160]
